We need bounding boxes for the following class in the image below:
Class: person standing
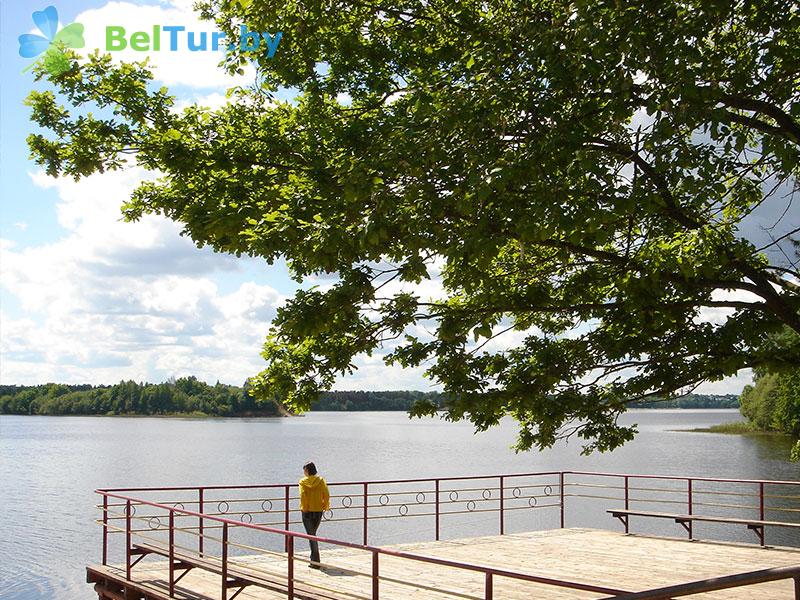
[299,461,330,568]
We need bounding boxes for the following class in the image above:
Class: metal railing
[93,470,800,599]
[563,470,800,546]
[98,471,565,559]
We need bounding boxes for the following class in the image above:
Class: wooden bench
[608,509,800,546]
[132,542,339,600]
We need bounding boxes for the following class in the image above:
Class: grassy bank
[688,421,785,435]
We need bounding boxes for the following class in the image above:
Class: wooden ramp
[88,528,800,599]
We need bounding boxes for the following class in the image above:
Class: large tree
[26,0,800,452]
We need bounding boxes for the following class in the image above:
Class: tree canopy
[740,368,800,434]
[739,366,800,460]
[25,0,800,453]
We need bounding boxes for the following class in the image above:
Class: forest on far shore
[0,378,738,416]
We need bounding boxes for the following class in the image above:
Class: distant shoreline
[1,382,739,416]
[1,406,744,418]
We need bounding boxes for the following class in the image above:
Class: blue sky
[0,0,782,394]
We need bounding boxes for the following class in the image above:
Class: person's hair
[303,461,317,475]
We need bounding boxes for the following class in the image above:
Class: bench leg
[128,548,150,571]
[747,524,765,547]
[675,518,692,538]
[228,587,246,600]
[613,514,629,532]
[172,564,193,587]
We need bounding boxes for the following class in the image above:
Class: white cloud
[174,91,231,113]
[1,166,447,390]
[332,353,437,392]
[695,369,753,395]
[13,222,28,231]
[695,288,764,326]
[74,1,256,88]
[0,167,284,385]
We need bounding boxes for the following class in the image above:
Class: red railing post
[760,482,766,547]
[102,494,108,565]
[372,550,379,599]
[199,488,205,557]
[499,476,505,535]
[485,572,493,600]
[363,483,369,546]
[284,485,290,553]
[435,479,440,541]
[624,476,629,534]
[221,522,228,600]
[169,510,175,596]
[559,472,565,528]
[687,479,693,540]
[125,500,132,579]
[287,535,294,599]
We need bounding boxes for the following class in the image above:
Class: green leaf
[53,23,85,49]
[41,47,71,77]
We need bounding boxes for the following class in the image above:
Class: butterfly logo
[19,6,85,75]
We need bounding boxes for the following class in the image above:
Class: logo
[19,6,282,77]
[19,6,85,76]
[105,26,282,57]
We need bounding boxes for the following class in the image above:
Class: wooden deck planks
[89,528,800,599]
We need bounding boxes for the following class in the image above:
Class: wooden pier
[88,528,800,599]
[89,471,800,599]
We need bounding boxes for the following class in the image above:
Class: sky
[0,0,793,394]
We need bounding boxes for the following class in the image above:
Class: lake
[1,410,798,599]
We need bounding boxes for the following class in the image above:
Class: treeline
[310,390,447,411]
[0,380,740,417]
[0,377,278,417]
[628,394,739,409]
[313,391,738,411]
[0,381,448,416]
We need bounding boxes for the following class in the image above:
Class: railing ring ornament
[467,500,476,512]
[261,499,273,512]
[379,494,390,506]
[449,491,459,502]
[513,487,522,498]
[416,492,426,504]
[482,489,492,500]
[218,501,229,514]
[399,504,409,516]
[148,516,161,530]
[342,495,353,508]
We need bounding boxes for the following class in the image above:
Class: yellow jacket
[299,475,330,512]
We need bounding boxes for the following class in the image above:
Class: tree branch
[716,93,800,145]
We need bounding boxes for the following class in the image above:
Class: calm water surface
[1,410,798,599]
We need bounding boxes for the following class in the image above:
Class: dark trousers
[302,511,323,563]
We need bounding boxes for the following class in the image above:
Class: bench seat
[607,509,800,528]
[607,509,800,547]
